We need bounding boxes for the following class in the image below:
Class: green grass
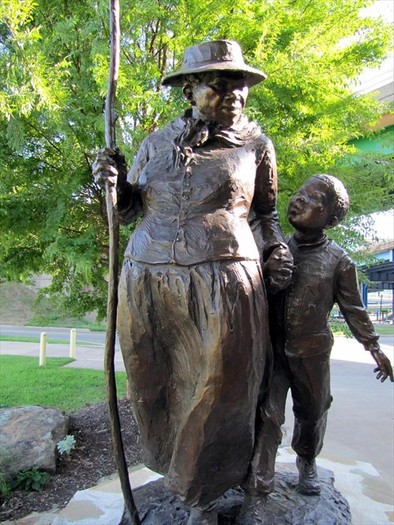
[28,315,107,331]
[87,324,107,332]
[28,319,107,331]
[373,324,394,336]
[0,356,127,413]
[330,320,393,337]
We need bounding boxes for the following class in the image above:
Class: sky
[371,210,394,241]
[357,1,394,94]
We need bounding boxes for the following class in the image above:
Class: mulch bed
[0,398,144,522]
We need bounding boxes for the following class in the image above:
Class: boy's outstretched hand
[370,349,394,382]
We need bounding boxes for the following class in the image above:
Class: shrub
[10,467,51,492]
[57,435,76,456]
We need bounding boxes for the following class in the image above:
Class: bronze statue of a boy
[93,40,292,525]
[239,174,393,524]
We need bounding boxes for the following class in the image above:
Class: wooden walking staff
[103,1,141,524]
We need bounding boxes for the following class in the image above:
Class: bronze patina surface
[238,175,393,525]
[93,40,292,523]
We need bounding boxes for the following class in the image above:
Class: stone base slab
[121,463,351,524]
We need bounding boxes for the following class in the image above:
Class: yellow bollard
[39,332,47,367]
[69,329,77,359]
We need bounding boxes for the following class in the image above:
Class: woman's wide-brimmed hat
[162,40,267,87]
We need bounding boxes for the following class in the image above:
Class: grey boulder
[0,405,69,478]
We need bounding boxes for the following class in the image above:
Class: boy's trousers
[243,348,333,495]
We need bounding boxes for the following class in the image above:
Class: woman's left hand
[264,243,294,294]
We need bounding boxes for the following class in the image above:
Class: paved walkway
[1,335,393,524]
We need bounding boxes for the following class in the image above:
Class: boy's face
[288,179,331,232]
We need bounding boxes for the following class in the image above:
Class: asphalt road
[0,325,105,345]
[2,324,392,347]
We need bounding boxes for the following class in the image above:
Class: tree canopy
[0,0,393,319]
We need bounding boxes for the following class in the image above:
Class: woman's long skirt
[117,258,270,508]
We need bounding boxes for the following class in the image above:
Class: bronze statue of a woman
[93,40,292,525]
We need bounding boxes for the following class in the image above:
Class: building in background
[348,2,394,322]
[361,241,394,323]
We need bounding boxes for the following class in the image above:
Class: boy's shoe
[187,507,218,525]
[296,455,321,495]
[235,494,269,524]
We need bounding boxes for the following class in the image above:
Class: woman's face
[190,72,249,127]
